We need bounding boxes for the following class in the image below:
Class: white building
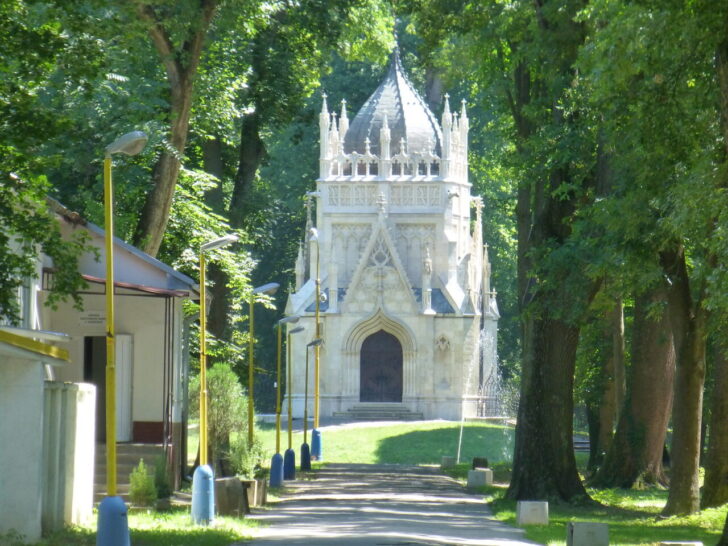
[286,51,499,421]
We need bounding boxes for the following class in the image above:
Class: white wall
[0,358,45,542]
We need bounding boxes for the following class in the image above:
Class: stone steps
[333,404,424,421]
[94,443,165,502]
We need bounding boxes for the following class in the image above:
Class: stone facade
[285,51,498,421]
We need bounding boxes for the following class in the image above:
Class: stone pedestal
[567,522,609,545]
[516,501,549,525]
[466,469,493,489]
[215,477,247,517]
[440,456,456,469]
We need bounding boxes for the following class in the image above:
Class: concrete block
[441,456,456,469]
[516,501,549,525]
[467,469,493,489]
[567,522,609,546]
[215,477,246,517]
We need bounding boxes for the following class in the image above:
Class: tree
[703,346,728,508]
[591,286,674,488]
[131,0,223,257]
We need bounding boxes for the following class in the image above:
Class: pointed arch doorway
[360,330,403,402]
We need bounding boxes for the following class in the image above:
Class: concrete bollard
[566,522,609,545]
[516,501,549,525]
[466,469,493,489]
[441,456,456,469]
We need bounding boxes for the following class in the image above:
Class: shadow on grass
[490,489,726,545]
[374,422,514,466]
[34,507,252,546]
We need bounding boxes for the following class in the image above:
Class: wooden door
[360,330,403,402]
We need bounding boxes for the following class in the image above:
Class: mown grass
[9,507,255,546]
[445,460,726,546]
[256,419,515,466]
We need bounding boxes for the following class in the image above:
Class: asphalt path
[239,463,541,546]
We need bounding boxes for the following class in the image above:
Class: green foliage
[189,362,250,459]
[153,456,172,500]
[129,459,157,507]
[227,435,265,479]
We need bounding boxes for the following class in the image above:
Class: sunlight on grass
[489,487,727,546]
[34,507,255,546]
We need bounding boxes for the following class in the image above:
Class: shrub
[154,455,172,499]
[129,459,157,507]
[189,362,252,465]
[227,435,265,479]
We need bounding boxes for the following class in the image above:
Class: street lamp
[248,282,280,446]
[301,337,323,471]
[97,130,147,546]
[269,315,300,488]
[285,325,305,480]
[192,233,238,525]
[309,227,324,461]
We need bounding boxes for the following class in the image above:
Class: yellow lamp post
[248,282,279,446]
[97,130,146,544]
[192,233,238,525]
[286,325,305,474]
[269,315,300,487]
[309,227,324,460]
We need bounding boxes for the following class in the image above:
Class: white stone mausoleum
[285,51,499,421]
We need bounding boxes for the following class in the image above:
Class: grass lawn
[445,462,727,546]
[254,419,515,466]
[14,507,255,546]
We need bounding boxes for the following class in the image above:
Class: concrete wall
[0,358,45,542]
[42,382,96,533]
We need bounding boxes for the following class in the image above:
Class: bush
[154,455,172,499]
[189,362,251,464]
[227,435,265,479]
[129,459,157,507]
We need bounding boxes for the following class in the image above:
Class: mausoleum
[285,50,499,420]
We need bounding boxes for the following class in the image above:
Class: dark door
[84,336,106,441]
[360,330,403,402]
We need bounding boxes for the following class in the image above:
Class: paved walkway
[240,463,541,545]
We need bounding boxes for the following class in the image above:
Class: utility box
[567,521,609,545]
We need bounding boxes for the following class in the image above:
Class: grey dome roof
[344,50,442,157]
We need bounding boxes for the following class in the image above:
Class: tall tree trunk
[702,346,728,507]
[229,110,265,229]
[612,297,626,419]
[132,1,218,257]
[508,315,589,501]
[661,246,707,516]
[591,286,674,487]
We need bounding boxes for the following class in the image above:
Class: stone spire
[339,99,349,139]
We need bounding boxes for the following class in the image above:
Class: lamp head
[278,315,301,326]
[253,282,280,296]
[289,326,305,335]
[307,338,323,347]
[106,131,148,157]
[201,234,239,252]
[309,227,319,241]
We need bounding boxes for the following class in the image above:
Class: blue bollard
[311,428,322,461]
[269,453,284,488]
[283,448,296,480]
[191,464,215,525]
[97,496,130,546]
[300,442,311,471]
